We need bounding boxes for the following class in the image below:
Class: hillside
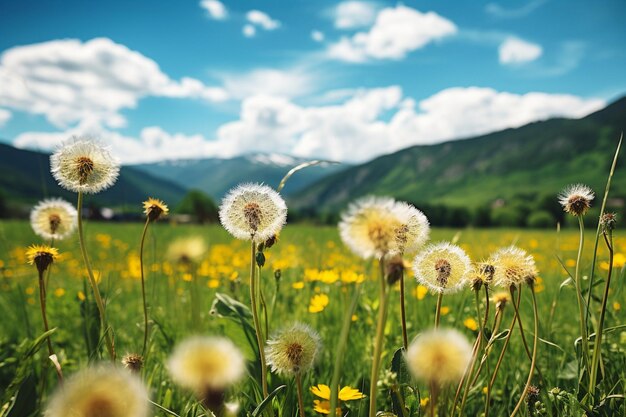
[133,154,347,199]
[0,143,187,210]
[291,96,626,214]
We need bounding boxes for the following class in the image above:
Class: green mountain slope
[291,96,626,213]
[0,143,187,209]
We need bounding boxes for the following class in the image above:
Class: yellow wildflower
[309,294,329,313]
[463,318,479,331]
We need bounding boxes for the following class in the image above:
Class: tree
[176,190,219,223]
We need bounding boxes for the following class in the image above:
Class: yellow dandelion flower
[413,242,471,294]
[54,288,65,297]
[415,285,428,300]
[168,336,246,394]
[26,244,59,273]
[30,198,77,240]
[489,246,537,288]
[45,366,149,417]
[310,384,365,415]
[143,197,169,221]
[558,184,594,216]
[219,183,287,242]
[420,397,430,407]
[166,237,207,264]
[309,293,329,313]
[614,302,621,311]
[50,137,120,194]
[440,306,451,315]
[292,281,305,289]
[405,328,473,386]
[463,317,479,331]
[266,322,321,376]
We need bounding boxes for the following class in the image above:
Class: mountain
[132,153,347,199]
[291,97,626,213]
[0,143,187,210]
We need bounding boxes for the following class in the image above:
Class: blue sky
[0,0,624,163]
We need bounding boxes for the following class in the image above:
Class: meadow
[1,218,624,416]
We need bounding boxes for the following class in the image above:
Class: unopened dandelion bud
[600,212,617,233]
[26,245,59,274]
[558,184,594,217]
[122,353,144,373]
[385,255,405,285]
[274,269,282,282]
[255,251,266,267]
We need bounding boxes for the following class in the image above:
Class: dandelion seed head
[389,202,430,255]
[266,322,321,376]
[168,336,246,393]
[121,353,144,373]
[219,183,287,242]
[490,246,537,288]
[413,242,471,294]
[30,198,77,240]
[405,328,473,386]
[558,184,594,216]
[45,366,149,417]
[50,137,120,194]
[26,244,59,273]
[143,198,169,222]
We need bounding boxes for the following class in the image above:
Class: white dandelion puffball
[489,246,538,288]
[389,201,430,255]
[30,198,77,240]
[339,196,400,259]
[413,242,472,294]
[50,137,120,194]
[45,366,149,417]
[265,322,321,376]
[168,336,246,393]
[405,328,473,385]
[219,183,287,242]
[558,184,594,216]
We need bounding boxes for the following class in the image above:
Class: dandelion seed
[266,322,321,376]
[413,242,471,294]
[143,197,169,222]
[50,137,120,194]
[219,183,287,242]
[45,366,149,417]
[490,246,537,288]
[30,198,77,240]
[558,184,594,216]
[26,244,59,274]
[168,336,246,395]
[405,328,473,386]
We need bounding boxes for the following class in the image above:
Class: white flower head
[489,246,538,288]
[339,196,399,259]
[413,242,472,294]
[265,322,321,376]
[45,365,149,417]
[219,183,287,242]
[168,336,246,393]
[558,184,594,216]
[389,201,430,255]
[50,136,120,194]
[30,198,77,240]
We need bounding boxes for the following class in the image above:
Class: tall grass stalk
[368,259,389,417]
[76,191,115,360]
[249,241,269,399]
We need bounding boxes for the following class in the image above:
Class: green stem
[589,231,614,397]
[77,191,115,361]
[249,240,269,399]
[510,285,539,417]
[369,259,389,417]
[574,216,591,382]
[330,283,362,415]
[37,269,54,358]
[434,292,444,328]
[139,217,150,357]
[400,270,408,351]
[468,308,503,390]
[296,374,305,417]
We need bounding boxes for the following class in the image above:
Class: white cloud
[0,38,228,129]
[335,1,377,29]
[200,0,228,20]
[219,68,316,99]
[243,24,256,37]
[499,37,543,64]
[12,87,605,164]
[246,10,280,31]
[328,5,457,62]
[0,108,11,127]
[486,0,546,19]
[311,30,325,42]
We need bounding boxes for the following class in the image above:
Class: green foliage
[527,211,556,228]
[175,189,218,223]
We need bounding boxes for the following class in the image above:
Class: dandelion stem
[589,230,614,397]
[37,269,54,359]
[76,191,115,361]
[139,217,151,357]
[510,283,545,385]
[45,237,54,289]
[399,270,409,351]
[469,308,503,390]
[295,374,306,417]
[434,292,444,328]
[510,285,539,417]
[574,215,591,383]
[485,287,520,417]
[369,259,389,417]
[249,240,269,400]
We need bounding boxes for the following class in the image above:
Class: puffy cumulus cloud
[499,37,543,64]
[334,1,377,29]
[219,68,316,99]
[200,0,228,20]
[0,38,228,129]
[0,108,11,127]
[328,5,457,62]
[13,87,604,164]
[246,10,280,31]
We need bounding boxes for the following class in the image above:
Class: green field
[1,220,625,416]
